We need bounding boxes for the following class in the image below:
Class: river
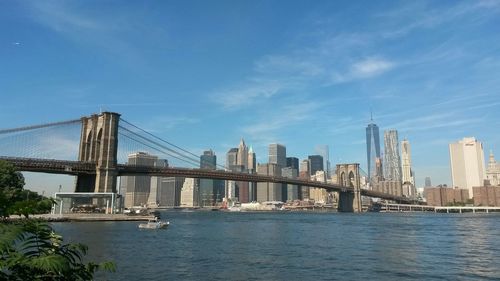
[53,211,500,280]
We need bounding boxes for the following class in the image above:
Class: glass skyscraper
[384,130,402,181]
[366,121,382,182]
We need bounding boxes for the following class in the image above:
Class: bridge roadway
[0,156,412,203]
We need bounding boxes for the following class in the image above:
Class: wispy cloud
[242,101,321,140]
[136,116,200,133]
[332,57,395,83]
[379,0,500,38]
[23,1,168,66]
[214,79,286,109]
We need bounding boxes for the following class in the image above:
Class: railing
[0,156,96,175]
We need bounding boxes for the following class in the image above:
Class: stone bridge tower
[75,112,120,193]
[336,163,362,212]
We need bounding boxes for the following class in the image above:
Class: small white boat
[138,217,169,229]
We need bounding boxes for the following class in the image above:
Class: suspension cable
[0,119,81,135]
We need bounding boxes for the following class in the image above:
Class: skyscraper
[269,143,286,168]
[247,146,257,202]
[226,148,238,170]
[236,139,249,202]
[225,148,239,201]
[449,137,486,198]
[237,138,248,169]
[147,159,168,207]
[256,163,282,202]
[315,145,331,177]
[282,167,298,201]
[384,130,401,181]
[200,149,216,169]
[425,177,432,187]
[308,155,324,175]
[123,152,158,208]
[366,120,382,182]
[286,157,299,170]
[199,150,217,206]
[401,139,414,185]
[248,146,256,171]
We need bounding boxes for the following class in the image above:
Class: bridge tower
[75,112,120,193]
[336,163,362,212]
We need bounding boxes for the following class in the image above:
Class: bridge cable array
[118,119,228,170]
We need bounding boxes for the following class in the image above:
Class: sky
[1,0,500,195]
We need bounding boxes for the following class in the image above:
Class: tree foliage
[0,161,52,218]
[0,220,115,280]
[0,160,115,280]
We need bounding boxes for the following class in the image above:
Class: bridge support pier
[336,163,362,213]
[76,112,120,193]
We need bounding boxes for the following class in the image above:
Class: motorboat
[138,217,169,229]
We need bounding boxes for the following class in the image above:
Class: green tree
[0,161,27,218]
[0,220,115,280]
[0,160,114,280]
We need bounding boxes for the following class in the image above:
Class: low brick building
[473,185,500,206]
[424,186,469,206]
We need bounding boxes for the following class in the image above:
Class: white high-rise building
[449,137,486,199]
[237,138,248,169]
[123,152,158,208]
[401,139,414,185]
[180,178,199,207]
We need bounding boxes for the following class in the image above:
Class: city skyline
[1,1,500,194]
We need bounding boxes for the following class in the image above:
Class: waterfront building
[315,145,332,178]
[282,166,298,201]
[372,180,403,197]
[449,137,486,198]
[384,130,402,181]
[424,186,469,206]
[256,163,282,202]
[147,159,168,207]
[486,151,500,186]
[180,178,199,207]
[123,152,158,208]
[366,119,382,182]
[299,159,311,200]
[286,157,299,170]
[199,150,217,207]
[225,148,238,201]
[473,185,500,207]
[310,171,328,204]
[269,143,286,168]
[159,177,184,207]
[247,146,257,201]
[236,139,249,203]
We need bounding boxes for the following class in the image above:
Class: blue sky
[1,0,500,194]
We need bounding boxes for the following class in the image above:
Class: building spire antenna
[370,108,373,122]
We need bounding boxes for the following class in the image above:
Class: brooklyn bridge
[0,112,413,212]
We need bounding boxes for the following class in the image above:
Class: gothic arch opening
[95,128,103,160]
[85,130,93,161]
[348,171,355,187]
[340,172,346,186]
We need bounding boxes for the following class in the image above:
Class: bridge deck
[0,156,413,203]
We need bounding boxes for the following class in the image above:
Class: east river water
[53,211,500,280]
